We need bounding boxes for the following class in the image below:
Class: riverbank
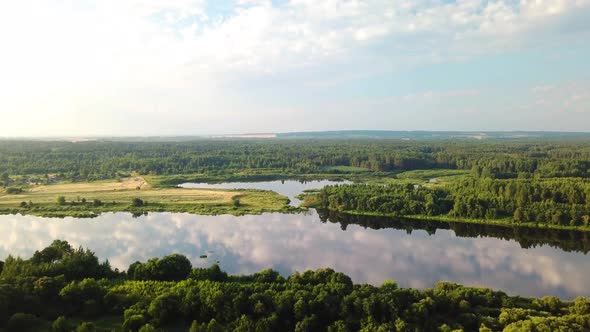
[323,208,590,233]
[0,177,296,218]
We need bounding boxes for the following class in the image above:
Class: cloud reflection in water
[0,211,588,299]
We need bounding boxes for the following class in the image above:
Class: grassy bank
[0,177,295,218]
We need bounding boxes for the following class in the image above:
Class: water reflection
[179,180,351,206]
[319,210,590,254]
[0,211,589,299]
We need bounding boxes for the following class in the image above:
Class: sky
[1,0,590,136]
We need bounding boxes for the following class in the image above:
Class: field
[0,177,294,217]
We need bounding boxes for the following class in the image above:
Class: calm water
[1,210,589,299]
[179,180,351,206]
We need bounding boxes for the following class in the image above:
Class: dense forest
[2,139,590,181]
[1,241,590,332]
[316,176,590,228]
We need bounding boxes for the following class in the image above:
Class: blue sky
[0,0,589,136]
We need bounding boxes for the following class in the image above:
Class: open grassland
[0,177,294,217]
[358,168,471,187]
[29,177,151,193]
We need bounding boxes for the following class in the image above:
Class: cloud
[528,82,590,113]
[3,0,588,77]
[0,0,589,135]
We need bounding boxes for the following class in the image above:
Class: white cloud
[528,82,590,113]
[0,0,589,135]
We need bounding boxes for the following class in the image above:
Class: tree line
[1,241,590,331]
[317,178,590,227]
[3,140,590,182]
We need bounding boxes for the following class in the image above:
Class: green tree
[570,297,590,315]
[52,316,71,332]
[123,315,146,332]
[156,254,192,281]
[207,319,223,332]
[189,320,201,332]
[148,293,180,325]
[76,322,96,332]
[139,324,157,332]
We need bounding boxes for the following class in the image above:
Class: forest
[4,139,590,227]
[2,139,590,182]
[315,176,590,229]
[1,240,590,332]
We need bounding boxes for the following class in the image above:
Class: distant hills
[274,130,590,140]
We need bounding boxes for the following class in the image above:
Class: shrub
[232,197,241,207]
[6,313,40,332]
[139,323,157,332]
[123,314,146,331]
[59,278,106,315]
[5,187,23,194]
[76,322,96,332]
[52,316,71,332]
[189,320,201,332]
[132,198,145,207]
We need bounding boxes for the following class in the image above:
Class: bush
[57,196,66,205]
[139,323,157,332]
[123,314,146,331]
[5,187,23,194]
[59,278,106,315]
[132,198,145,207]
[189,320,201,332]
[232,197,241,207]
[52,316,71,332]
[76,322,96,332]
[6,313,40,332]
